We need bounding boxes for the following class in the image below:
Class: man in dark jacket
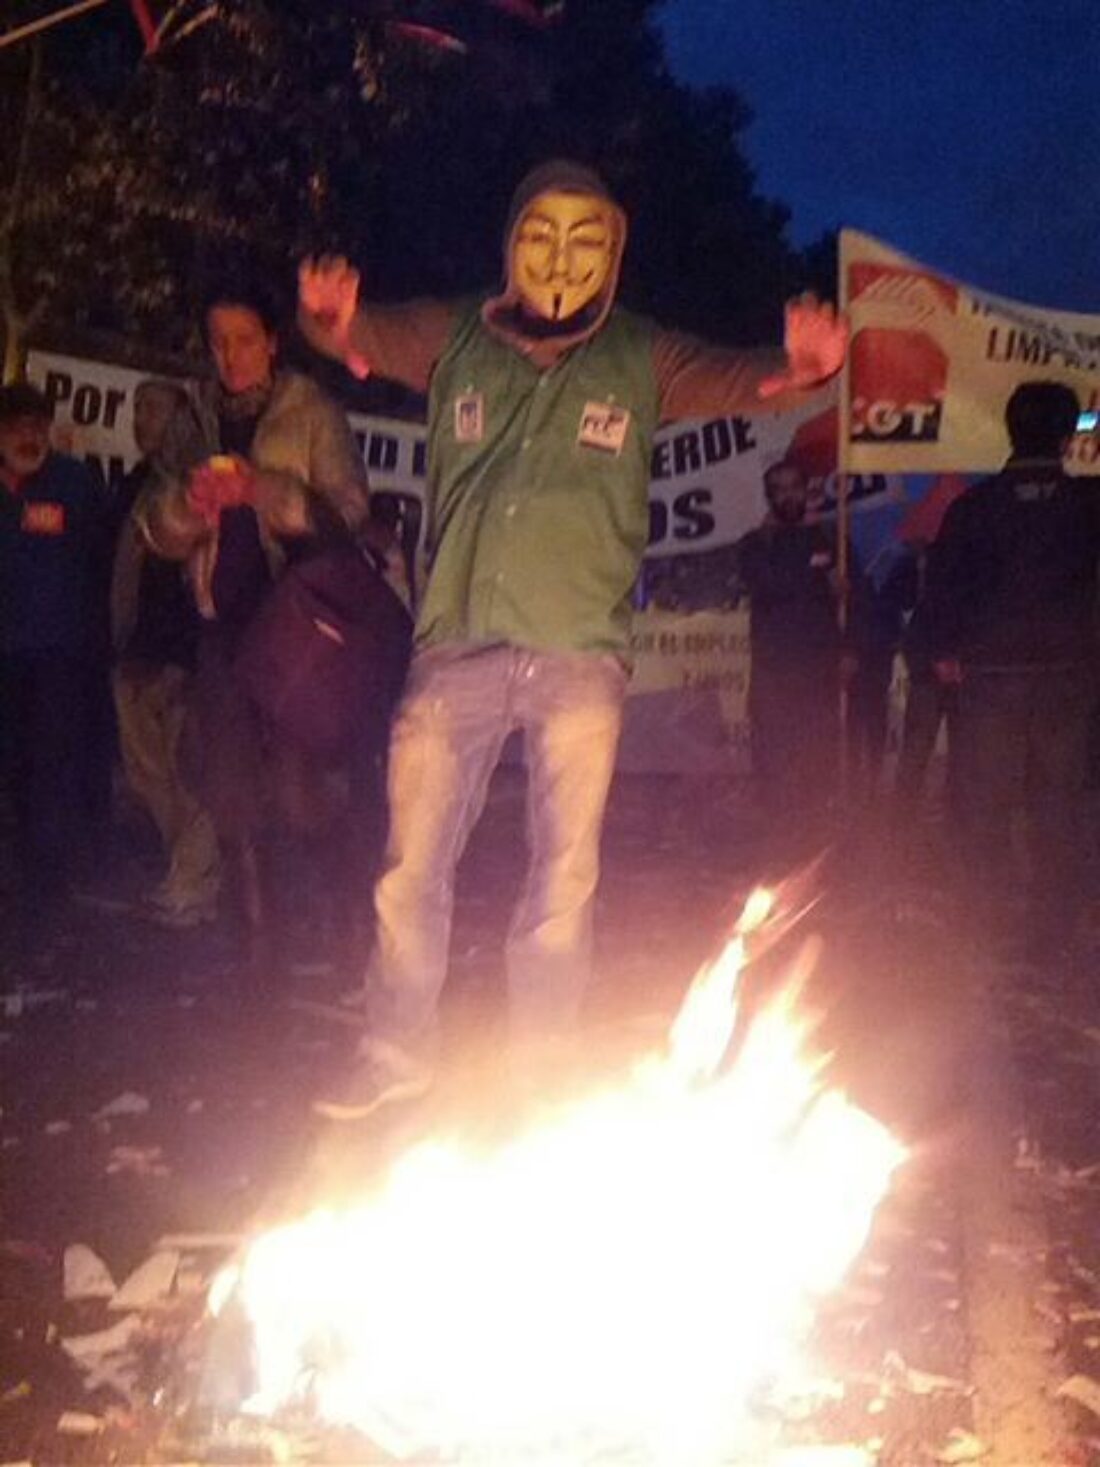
[738,460,855,859]
[0,383,111,916]
[924,380,1100,954]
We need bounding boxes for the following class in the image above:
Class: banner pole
[836,233,853,813]
[0,0,113,53]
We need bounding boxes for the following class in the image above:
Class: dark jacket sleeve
[921,491,980,661]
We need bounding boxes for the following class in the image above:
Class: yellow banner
[839,230,1100,473]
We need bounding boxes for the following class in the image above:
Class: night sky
[659,0,1100,311]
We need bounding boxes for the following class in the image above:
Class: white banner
[27,349,903,563]
[27,348,903,775]
[840,229,1100,474]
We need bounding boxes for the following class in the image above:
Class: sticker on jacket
[21,501,65,536]
[454,393,485,444]
[578,402,631,456]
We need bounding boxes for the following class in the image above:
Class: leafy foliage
[0,0,824,367]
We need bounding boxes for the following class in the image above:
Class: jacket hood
[482,159,628,361]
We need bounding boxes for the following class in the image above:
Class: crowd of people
[1,158,1096,1121]
[0,278,412,971]
[663,380,1099,967]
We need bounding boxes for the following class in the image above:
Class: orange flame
[214,888,905,1462]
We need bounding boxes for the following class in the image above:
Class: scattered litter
[1056,1373,1100,1418]
[1069,1306,1100,1323]
[884,1351,972,1397]
[56,1410,105,1435]
[94,1092,150,1121]
[987,1240,1045,1266]
[287,996,363,1030]
[204,1418,301,1463]
[840,1283,883,1308]
[1,1239,51,1263]
[1,988,67,1019]
[63,1244,116,1301]
[1033,1297,1063,1326]
[185,1099,204,1114]
[110,1250,179,1310]
[932,1428,989,1462]
[61,1313,143,1368]
[106,1145,169,1177]
[1,1382,31,1403]
[155,1232,240,1252]
[288,960,335,979]
[44,1120,71,1135]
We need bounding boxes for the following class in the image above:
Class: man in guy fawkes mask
[299,159,848,1118]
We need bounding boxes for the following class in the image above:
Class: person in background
[111,377,220,926]
[138,278,371,965]
[298,158,848,1116]
[0,383,111,933]
[893,474,968,824]
[736,459,857,863]
[924,381,1099,960]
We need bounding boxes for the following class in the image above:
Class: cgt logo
[848,262,956,445]
[849,328,949,444]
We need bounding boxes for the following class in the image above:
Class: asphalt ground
[0,773,1098,1465]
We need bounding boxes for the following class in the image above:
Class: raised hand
[298,255,370,379]
[758,293,849,400]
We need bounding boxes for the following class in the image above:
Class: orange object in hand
[187,455,256,525]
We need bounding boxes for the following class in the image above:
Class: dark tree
[1,0,825,365]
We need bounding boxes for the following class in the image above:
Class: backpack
[236,546,411,757]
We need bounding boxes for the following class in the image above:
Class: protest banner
[840,229,1100,475]
[26,348,902,774]
[28,349,902,562]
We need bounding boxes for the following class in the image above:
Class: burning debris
[201,887,906,1464]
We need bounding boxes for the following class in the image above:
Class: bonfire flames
[211,888,905,1463]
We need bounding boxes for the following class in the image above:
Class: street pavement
[0,772,1098,1464]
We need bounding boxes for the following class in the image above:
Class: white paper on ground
[884,1350,972,1396]
[1056,1373,1100,1418]
[61,1313,143,1366]
[63,1244,116,1301]
[110,1250,180,1310]
[56,1410,105,1435]
[94,1092,150,1120]
[155,1233,241,1251]
[1,988,67,1018]
[933,1428,990,1462]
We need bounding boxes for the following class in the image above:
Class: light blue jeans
[365,644,627,1067]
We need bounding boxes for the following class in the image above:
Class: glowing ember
[214,888,905,1462]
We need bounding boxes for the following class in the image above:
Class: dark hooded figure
[298,158,848,1117]
[924,380,1100,959]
